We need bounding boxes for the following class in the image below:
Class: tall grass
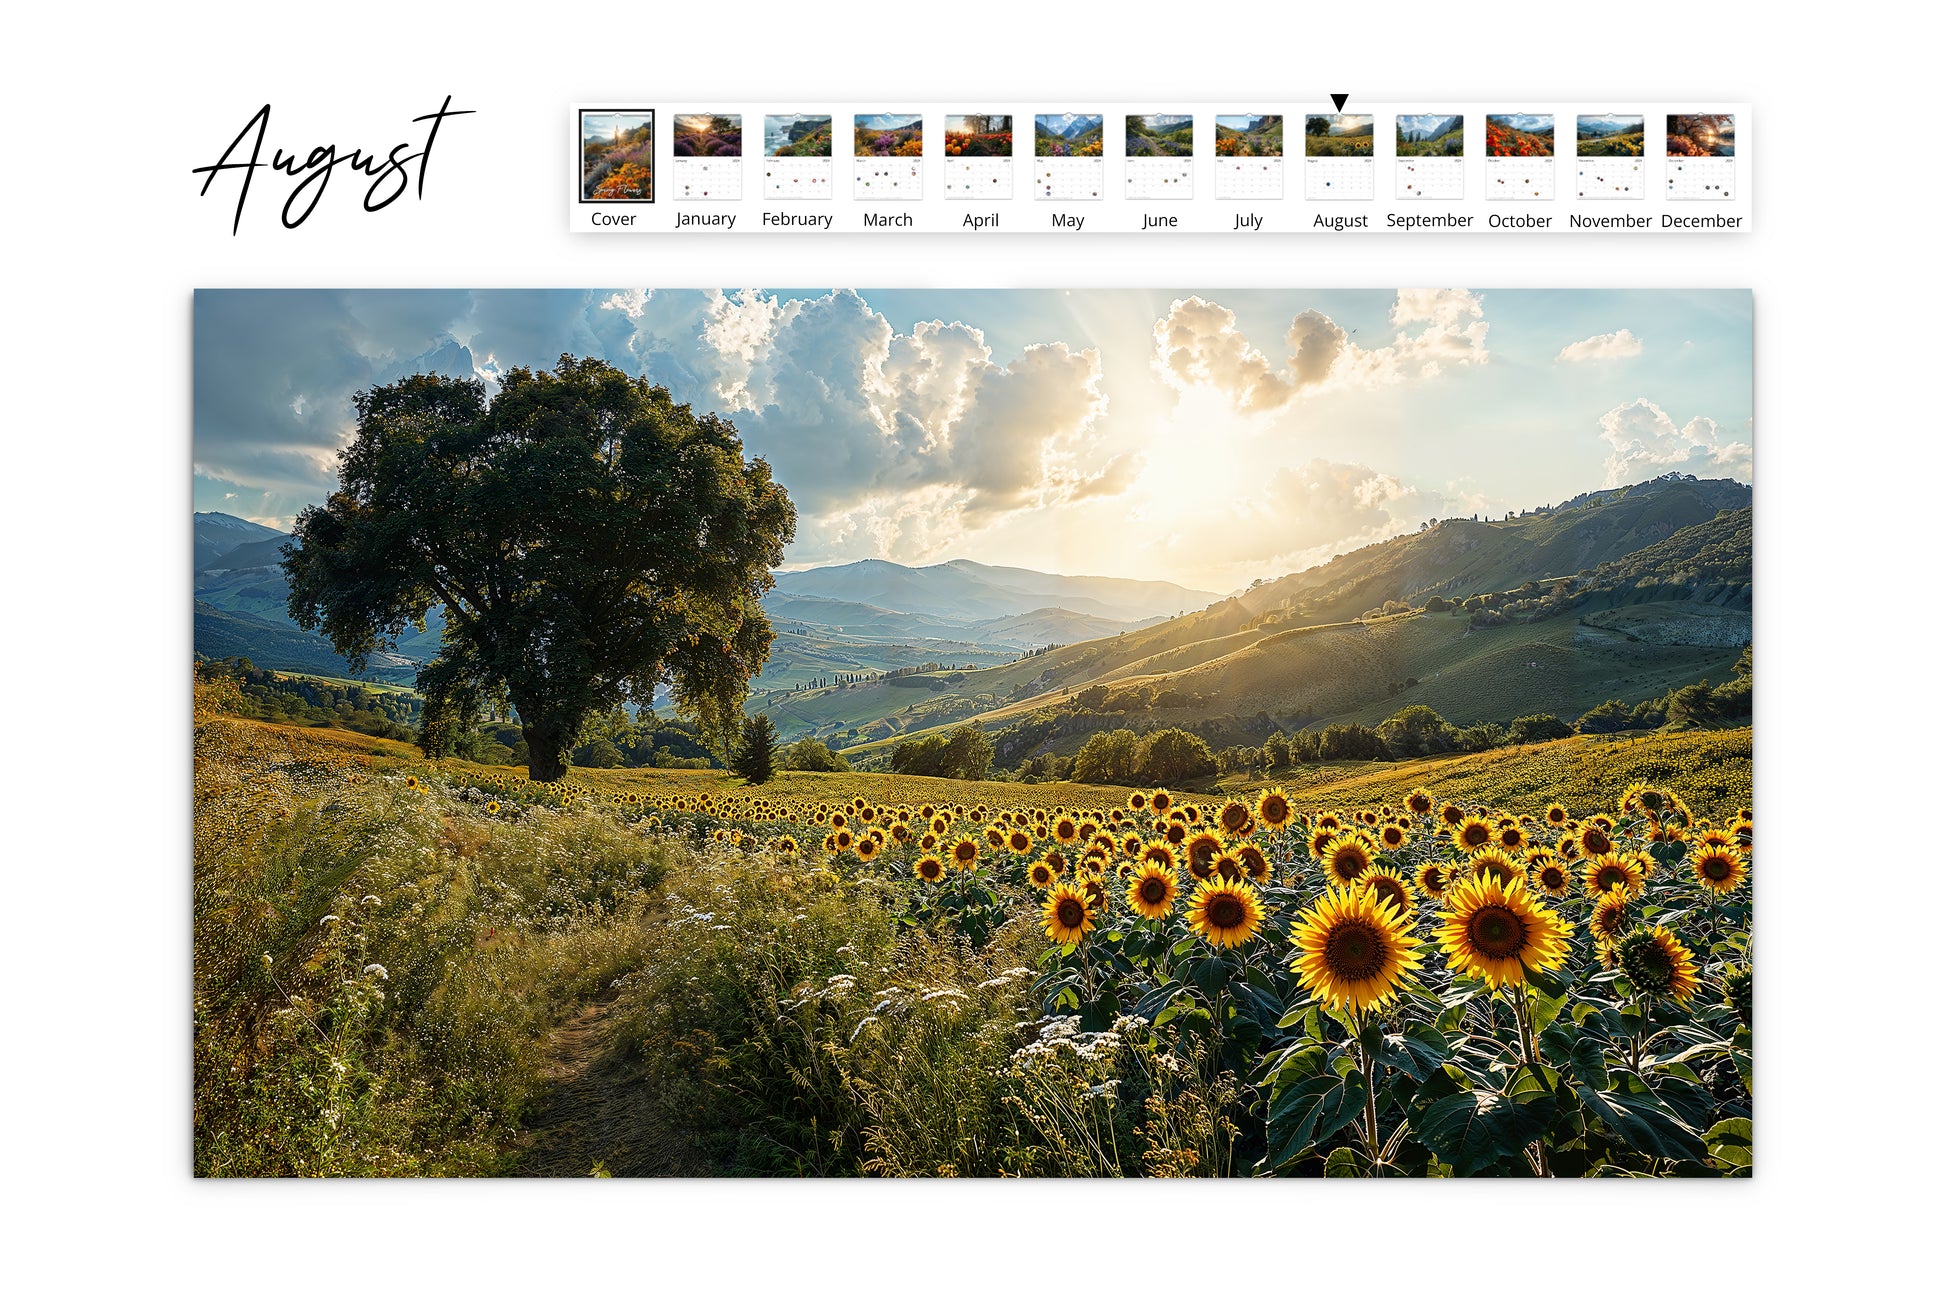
[194,710,675,1175]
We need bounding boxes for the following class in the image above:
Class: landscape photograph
[579,111,654,201]
[1487,114,1554,157]
[1215,114,1282,156]
[1127,114,1194,156]
[1397,114,1463,156]
[193,287,1754,1179]
[765,114,832,157]
[1578,114,1647,156]
[1035,113,1103,156]
[1668,114,1735,157]
[1304,114,1375,156]
[855,113,922,157]
[673,113,741,158]
[945,114,1012,156]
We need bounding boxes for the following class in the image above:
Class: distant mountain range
[1398,115,1462,142]
[191,515,1218,680]
[771,558,1212,625]
[1577,115,1643,137]
[1038,114,1101,139]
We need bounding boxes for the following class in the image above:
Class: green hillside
[804,481,1751,763]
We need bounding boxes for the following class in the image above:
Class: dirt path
[511,993,698,1177]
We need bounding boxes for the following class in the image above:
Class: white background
[3,2,1936,1291]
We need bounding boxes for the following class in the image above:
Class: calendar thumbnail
[1486,114,1554,200]
[1035,113,1104,200]
[855,113,923,199]
[579,110,654,202]
[1125,113,1193,200]
[1214,114,1282,200]
[1576,115,1644,199]
[1304,114,1373,199]
[1396,113,1464,199]
[764,114,833,199]
[670,113,742,201]
[1666,114,1736,201]
[945,114,1013,199]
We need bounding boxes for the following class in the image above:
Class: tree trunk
[522,713,573,782]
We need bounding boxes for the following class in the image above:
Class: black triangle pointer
[1330,93,1349,110]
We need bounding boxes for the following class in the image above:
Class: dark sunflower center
[1703,856,1732,880]
[1597,865,1626,891]
[1584,830,1612,855]
[1324,922,1385,981]
[1139,877,1169,904]
[1462,826,1490,847]
[922,861,941,878]
[1373,879,1407,911]
[1208,895,1246,929]
[1331,851,1366,881]
[956,844,976,862]
[1055,898,1086,928]
[1467,905,1526,958]
[1542,867,1565,889]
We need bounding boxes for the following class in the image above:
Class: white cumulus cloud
[1557,328,1644,363]
[1597,398,1752,486]
[1152,290,1488,412]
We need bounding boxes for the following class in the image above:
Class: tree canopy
[285,355,796,780]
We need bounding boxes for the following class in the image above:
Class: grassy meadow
[196,661,1753,1178]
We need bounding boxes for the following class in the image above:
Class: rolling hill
[759,476,1752,753]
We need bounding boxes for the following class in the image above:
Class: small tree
[732,713,780,784]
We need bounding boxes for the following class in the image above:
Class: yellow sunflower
[1320,831,1378,885]
[1616,925,1701,1004]
[1588,887,1631,951]
[1186,877,1266,949]
[1361,866,1415,916]
[855,835,880,861]
[948,837,981,871]
[1234,843,1272,884]
[1041,883,1095,945]
[1256,787,1296,831]
[913,854,946,883]
[1041,848,1071,878]
[1468,847,1520,886]
[1216,800,1255,840]
[1126,862,1180,920]
[1453,814,1496,854]
[1290,885,1424,1013]
[1495,823,1529,853]
[1378,822,1409,851]
[1544,802,1570,827]
[1416,860,1451,899]
[1027,859,1057,888]
[1007,828,1034,854]
[1183,830,1225,880]
[1576,822,1614,858]
[1435,875,1571,988]
[1406,788,1435,817]
[1582,853,1645,900]
[1128,792,1149,813]
[1149,790,1173,813]
[1525,850,1572,898]
[1690,844,1748,896]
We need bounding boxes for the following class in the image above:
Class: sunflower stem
[1354,1009,1381,1170]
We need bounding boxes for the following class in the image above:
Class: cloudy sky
[193,288,1752,592]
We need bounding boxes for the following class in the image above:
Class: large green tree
[285,355,796,781]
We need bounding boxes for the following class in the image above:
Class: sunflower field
[449,769,1754,1176]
